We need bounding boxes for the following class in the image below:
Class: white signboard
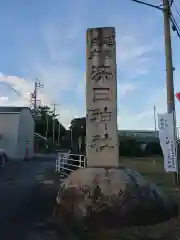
[158,112,177,172]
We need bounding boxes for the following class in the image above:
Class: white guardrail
[56,152,86,174]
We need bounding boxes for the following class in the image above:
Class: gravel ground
[0,156,60,240]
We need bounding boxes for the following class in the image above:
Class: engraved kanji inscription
[88,46,112,59]
[90,134,100,150]
[93,88,110,101]
[102,47,112,59]
[90,133,115,152]
[91,42,101,56]
[87,36,115,46]
[103,36,114,45]
[87,108,112,123]
[92,66,112,77]
[87,33,114,59]
[93,74,112,84]
[92,66,113,83]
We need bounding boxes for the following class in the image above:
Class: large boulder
[55,167,178,229]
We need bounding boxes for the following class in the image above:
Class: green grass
[37,158,180,239]
[84,157,180,240]
[120,157,174,187]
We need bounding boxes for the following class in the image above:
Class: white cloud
[0,73,33,101]
[117,35,152,63]
[0,73,82,128]
[36,65,81,98]
[0,4,166,130]
[118,82,180,130]
[118,113,155,130]
[0,96,8,102]
[117,34,162,80]
[118,83,138,99]
[56,105,84,129]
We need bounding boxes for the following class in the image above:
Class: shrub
[145,142,162,156]
[119,139,144,157]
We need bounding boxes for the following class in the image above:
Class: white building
[0,107,35,160]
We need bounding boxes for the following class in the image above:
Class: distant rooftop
[118,129,158,138]
[119,129,156,133]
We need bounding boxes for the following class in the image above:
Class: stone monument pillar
[86,27,119,167]
[55,27,177,229]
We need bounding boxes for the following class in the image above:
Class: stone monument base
[55,167,178,229]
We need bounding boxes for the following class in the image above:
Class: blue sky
[0,0,180,129]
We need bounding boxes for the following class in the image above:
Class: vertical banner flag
[158,112,177,172]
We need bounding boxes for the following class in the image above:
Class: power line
[131,0,163,10]
[170,13,180,37]
[132,0,180,39]
[131,0,179,184]
[172,0,180,19]
[168,0,180,39]
[133,0,180,40]
[170,0,174,7]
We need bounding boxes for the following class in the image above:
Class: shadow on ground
[24,167,81,240]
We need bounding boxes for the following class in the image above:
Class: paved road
[0,156,58,240]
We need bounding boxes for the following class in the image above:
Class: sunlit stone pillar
[86,27,119,167]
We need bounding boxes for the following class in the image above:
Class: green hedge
[119,140,162,157]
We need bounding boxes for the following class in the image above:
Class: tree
[35,105,66,145]
[119,139,143,157]
[145,142,162,156]
[69,117,86,153]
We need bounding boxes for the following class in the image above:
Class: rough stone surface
[86,27,119,167]
[55,167,178,229]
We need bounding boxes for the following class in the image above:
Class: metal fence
[56,152,86,176]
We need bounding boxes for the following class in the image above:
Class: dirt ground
[82,157,180,240]
[29,157,180,240]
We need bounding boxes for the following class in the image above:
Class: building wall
[0,113,19,157]
[17,109,34,158]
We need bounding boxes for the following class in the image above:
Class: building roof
[0,106,31,113]
[0,106,34,121]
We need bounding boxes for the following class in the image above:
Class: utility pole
[45,113,49,138]
[163,0,175,114]
[31,78,43,119]
[163,0,179,184]
[50,104,59,144]
[52,104,56,143]
[58,119,61,145]
[132,0,178,184]
[33,81,37,118]
[70,126,73,150]
[153,106,157,138]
